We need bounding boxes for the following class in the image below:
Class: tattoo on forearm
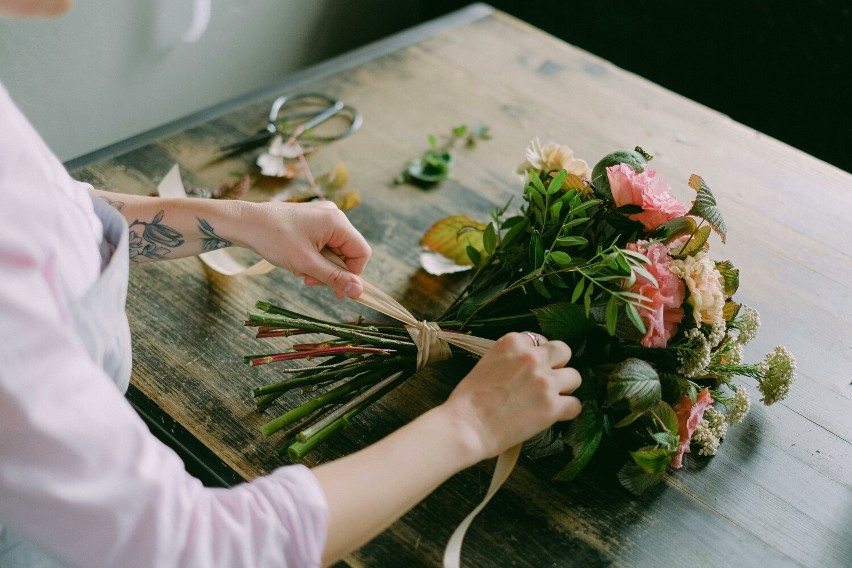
[98,195,124,210]
[197,217,232,252]
[128,210,184,261]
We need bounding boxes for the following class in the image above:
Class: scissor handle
[267,93,340,132]
[267,93,362,144]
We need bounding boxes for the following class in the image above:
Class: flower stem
[247,345,393,367]
[260,370,384,437]
[286,370,411,460]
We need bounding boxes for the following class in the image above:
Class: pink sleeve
[0,215,328,568]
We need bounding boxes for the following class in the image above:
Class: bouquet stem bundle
[243,141,796,493]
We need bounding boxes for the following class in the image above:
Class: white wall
[0,0,424,161]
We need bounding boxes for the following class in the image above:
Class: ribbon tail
[442,444,522,568]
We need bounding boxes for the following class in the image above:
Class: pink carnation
[626,241,685,348]
[607,163,688,231]
[671,388,714,468]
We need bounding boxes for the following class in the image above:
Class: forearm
[91,189,250,262]
[312,404,483,566]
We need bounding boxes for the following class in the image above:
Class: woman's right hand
[439,331,583,464]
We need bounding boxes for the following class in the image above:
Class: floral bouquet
[242,139,796,494]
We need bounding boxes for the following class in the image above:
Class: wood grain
[71,6,852,567]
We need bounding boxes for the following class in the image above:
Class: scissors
[220,93,362,154]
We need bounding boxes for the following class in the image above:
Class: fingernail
[343,282,360,298]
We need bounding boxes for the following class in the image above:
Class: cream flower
[726,386,751,424]
[758,346,797,405]
[515,138,591,179]
[693,407,727,457]
[670,252,725,327]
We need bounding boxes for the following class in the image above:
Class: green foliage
[617,463,665,495]
[554,401,604,482]
[396,123,490,186]
[715,260,740,296]
[687,174,727,243]
[533,301,595,342]
[607,358,662,427]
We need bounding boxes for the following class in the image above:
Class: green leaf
[554,401,604,482]
[533,301,595,342]
[607,358,661,412]
[561,217,592,230]
[624,302,647,334]
[546,274,569,289]
[651,431,680,450]
[674,225,711,258]
[653,216,698,244]
[616,204,645,214]
[549,200,563,220]
[570,279,585,303]
[630,446,672,474]
[567,199,600,217]
[648,400,679,434]
[605,295,619,336]
[715,260,739,296]
[501,217,528,248]
[529,187,546,213]
[723,299,741,321]
[452,124,468,138]
[617,463,665,495]
[555,235,589,247]
[583,282,593,316]
[482,222,497,255]
[547,169,568,194]
[532,278,552,299]
[687,174,727,243]
[549,251,572,267]
[530,171,547,195]
[466,245,481,267]
[500,215,524,229]
[529,230,544,269]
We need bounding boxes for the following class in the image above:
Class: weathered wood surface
[71,5,851,567]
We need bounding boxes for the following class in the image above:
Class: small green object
[590,149,649,200]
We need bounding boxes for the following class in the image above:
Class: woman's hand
[440,331,583,463]
[314,330,581,564]
[238,200,371,299]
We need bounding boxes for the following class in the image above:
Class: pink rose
[607,163,688,231]
[626,241,685,348]
[671,388,714,468]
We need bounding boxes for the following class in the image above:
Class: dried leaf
[213,175,251,200]
[420,215,487,266]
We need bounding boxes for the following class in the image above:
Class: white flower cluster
[758,345,797,406]
[726,386,751,424]
[677,327,712,377]
[692,406,728,456]
[736,305,760,345]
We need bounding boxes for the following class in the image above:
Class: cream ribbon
[157,164,520,566]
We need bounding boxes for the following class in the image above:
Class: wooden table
[69,4,852,567]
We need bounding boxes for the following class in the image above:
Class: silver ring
[526,332,540,347]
